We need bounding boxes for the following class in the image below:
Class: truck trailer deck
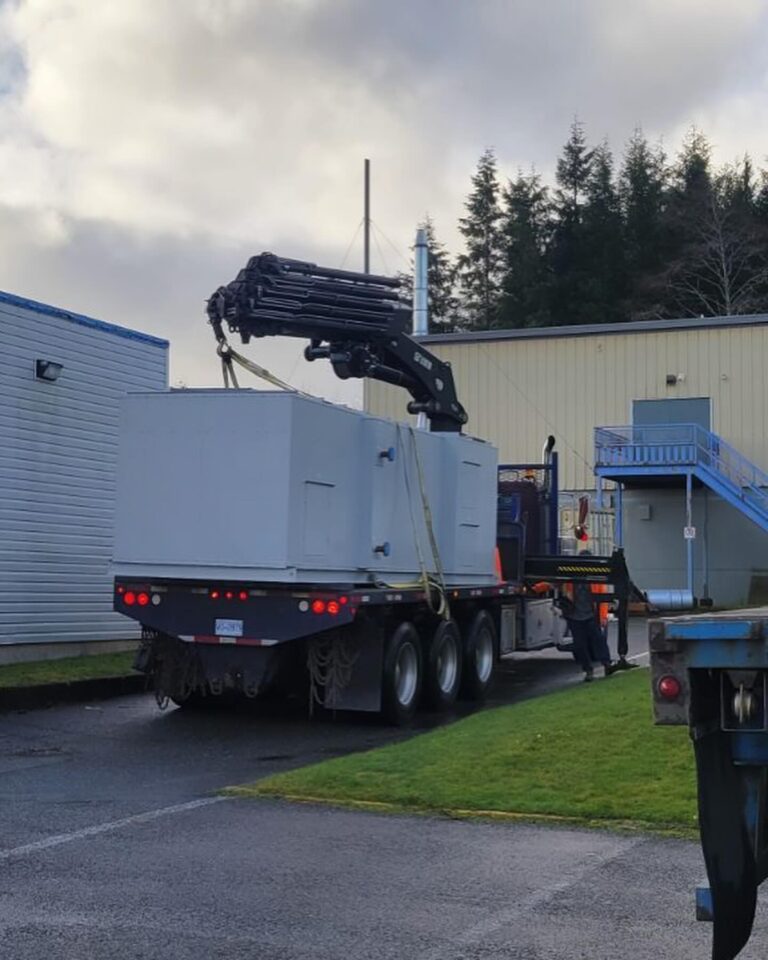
[651,607,768,960]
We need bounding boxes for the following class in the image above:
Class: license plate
[215,618,243,637]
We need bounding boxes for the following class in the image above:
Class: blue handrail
[595,423,768,514]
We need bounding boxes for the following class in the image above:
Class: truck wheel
[382,622,422,725]
[461,610,496,701]
[424,620,462,710]
[170,688,217,710]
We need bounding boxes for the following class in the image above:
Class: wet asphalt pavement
[4,622,763,958]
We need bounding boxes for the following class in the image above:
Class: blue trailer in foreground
[651,609,768,960]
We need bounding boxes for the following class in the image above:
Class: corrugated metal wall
[1,295,168,646]
[365,323,768,491]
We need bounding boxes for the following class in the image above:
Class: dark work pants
[569,617,610,673]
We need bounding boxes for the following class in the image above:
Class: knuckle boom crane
[206,252,468,432]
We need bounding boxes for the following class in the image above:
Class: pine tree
[620,131,666,271]
[555,119,595,211]
[456,149,504,329]
[498,170,552,327]
[581,142,626,322]
[549,120,595,324]
[665,127,717,315]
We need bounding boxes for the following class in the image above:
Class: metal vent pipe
[413,227,428,336]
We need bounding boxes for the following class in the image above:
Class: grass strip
[0,650,136,688]
[227,668,698,835]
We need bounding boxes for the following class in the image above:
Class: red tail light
[137,592,150,607]
[124,591,136,606]
[239,590,248,601]
[225,591,234,600]
[327,600,340,615]
[311,599,326,614]
[658,675,682,700]
[210,590,220,600]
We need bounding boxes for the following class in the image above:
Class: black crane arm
[206,253,468,432]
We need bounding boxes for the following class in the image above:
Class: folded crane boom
[206,252,468,432]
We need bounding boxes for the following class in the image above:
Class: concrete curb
[0,674,147,712]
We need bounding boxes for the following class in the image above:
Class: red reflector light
[327,600,340,615]
[339,596,348,605]
[311,599,326,614]
[225,591,234,600]
[116,585,125,595]
[210,590,220,600]
[137,592,150,607]
[124,591,136,606]
[658,675,682,700]
[239,590,248,601]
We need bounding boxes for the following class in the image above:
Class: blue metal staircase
[595,424,768,533]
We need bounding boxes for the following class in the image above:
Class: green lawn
[228,668,698,835]
[0,650,137,688]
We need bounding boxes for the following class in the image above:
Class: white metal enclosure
[0,292,168,648]
[113,390,498,586]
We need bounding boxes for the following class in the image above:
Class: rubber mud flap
[694,730,757,960]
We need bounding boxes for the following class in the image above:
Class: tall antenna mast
[363,158,371,273]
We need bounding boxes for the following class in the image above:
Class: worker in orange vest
[559,570,617,682]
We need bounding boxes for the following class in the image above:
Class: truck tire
[461,610,496,701]
[382,622,422,725]
[424,620,462,710]
[170,687,220,710]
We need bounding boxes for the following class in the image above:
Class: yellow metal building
[365,315,768,606]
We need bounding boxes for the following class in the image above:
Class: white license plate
[215,618,243,637]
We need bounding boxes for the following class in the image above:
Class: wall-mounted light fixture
[35,359,64,382]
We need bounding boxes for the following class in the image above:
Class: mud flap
[694,728,757,960]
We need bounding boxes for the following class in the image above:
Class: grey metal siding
[0,298,168,645]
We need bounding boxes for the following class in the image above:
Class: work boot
[602,662,618,678]
[583,670,594,683]
[614,658,638,671]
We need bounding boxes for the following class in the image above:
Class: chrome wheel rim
[395,642,419,706]
[436,635,459,694]
[475,626,493,683]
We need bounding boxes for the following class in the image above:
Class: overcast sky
[1,0,767,402]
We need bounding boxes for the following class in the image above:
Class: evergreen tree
[549,120,595,324]
[555,118,595,210]
[619,129,668,319]
[675,126,712,199]
[665,127,717,315]
[456,149,504,329]
[581,142,626,322]
[498,170,552,327]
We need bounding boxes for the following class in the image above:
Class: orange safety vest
[562,582,610,628]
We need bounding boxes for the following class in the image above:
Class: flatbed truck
[115,253,632,723]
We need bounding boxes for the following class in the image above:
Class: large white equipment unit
[114,390,497,586]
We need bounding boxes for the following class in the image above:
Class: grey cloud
[0,0,766,386]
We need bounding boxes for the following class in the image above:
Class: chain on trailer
[306,632,360,715]
[140,630,206,710]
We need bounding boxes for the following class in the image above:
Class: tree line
[409,123,768,332]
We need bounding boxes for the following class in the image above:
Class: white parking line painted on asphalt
[0,796,230,862]
[419,835,643,960]
[627,651,649,662]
